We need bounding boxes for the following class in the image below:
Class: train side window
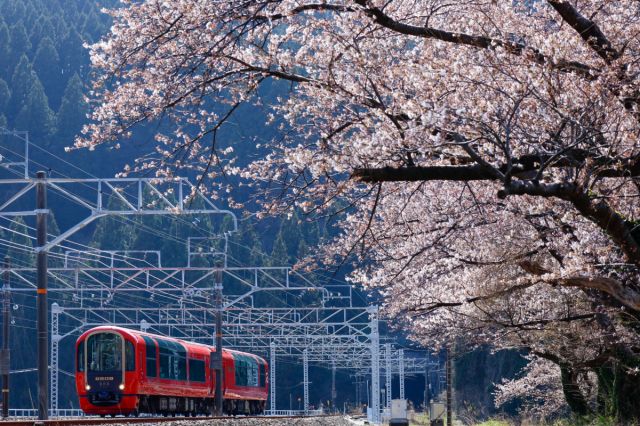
[249,358,258,386]
[77,340,84,372]
[125,340,135,371]
[158,339,172,379]
[234,355,243,386]
[157,338,187,381]
[143,336,157,377]
[176,342,187,381]
[259,363,266,387]
[234,354,256,387]
[188,359,206,382]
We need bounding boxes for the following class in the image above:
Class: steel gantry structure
[2,252,376,413]
[0,166,238,419]
[0,130,440,424]
[1,248,439,422]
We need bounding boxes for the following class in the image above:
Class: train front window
[87,333,122,372]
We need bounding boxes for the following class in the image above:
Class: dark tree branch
[352,153,640,183]
[352,164,495,182]
[546,0,620,63]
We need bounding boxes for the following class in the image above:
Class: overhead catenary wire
[1,131,381,357]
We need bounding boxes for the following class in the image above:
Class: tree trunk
[559,365,591,417]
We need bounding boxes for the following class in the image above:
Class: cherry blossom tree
[78,0,640,420]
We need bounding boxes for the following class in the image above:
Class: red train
[75,326,268,416]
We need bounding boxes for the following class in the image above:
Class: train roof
[77,326,267,363]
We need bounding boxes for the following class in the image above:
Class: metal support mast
[368,306,380,424]
[270,341,276,412]
[36,171,48,421]
[50,304,61,415]
[213,270,223,415]
[385,343,392,410]
[331,360,336,412]
[446,347,452,426]
[424,353,429,410]
[399,349,405,401]
[303,349,309,414]
[2,258,10,418]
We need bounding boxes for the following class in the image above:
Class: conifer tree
[90,203,136,252]
[15,78,56,140]
[0,114,6,132]
[81,10,103,43]
[5,216,34,266]
[0,20,10,78]
[0,79,10,116]
[33,37,62,108]
[233,218,265,266]
[8,55,35,123]
[50,15,68,45]
[8,23,31,74]
[159,218,187,267]
[270,232,289,267]
[59,29,88,77]
[31,16,58,49]
[0,2,26,27]
[56,73,86,141]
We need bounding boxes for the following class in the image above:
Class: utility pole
[36,171,48,421]
[2,258,10,418]
[213,269,223,415]
[446,347,452,426]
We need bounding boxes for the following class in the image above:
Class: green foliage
[0,20,10,74]
[56,73,86,141]
[5,216,34,266]
[473,420,510,426]
[8,22,31,72]
[0,0,109,144]
[90,195,137,251]
[33,36,62,108]
[0,78,9,114]
[15,77,56,139]
[8,54,35,121]
[59,29,88,78]
[270,233,289,266]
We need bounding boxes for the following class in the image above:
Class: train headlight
[85,384,91,391]
[119,383,125,390]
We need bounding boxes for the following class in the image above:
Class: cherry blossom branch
[353,0,596,79]
[499,181,640,267]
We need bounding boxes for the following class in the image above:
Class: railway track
[0,415,337,426]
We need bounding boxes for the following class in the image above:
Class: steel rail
[0,414,338,426]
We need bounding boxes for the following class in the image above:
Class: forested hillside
[0,0,112,143]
